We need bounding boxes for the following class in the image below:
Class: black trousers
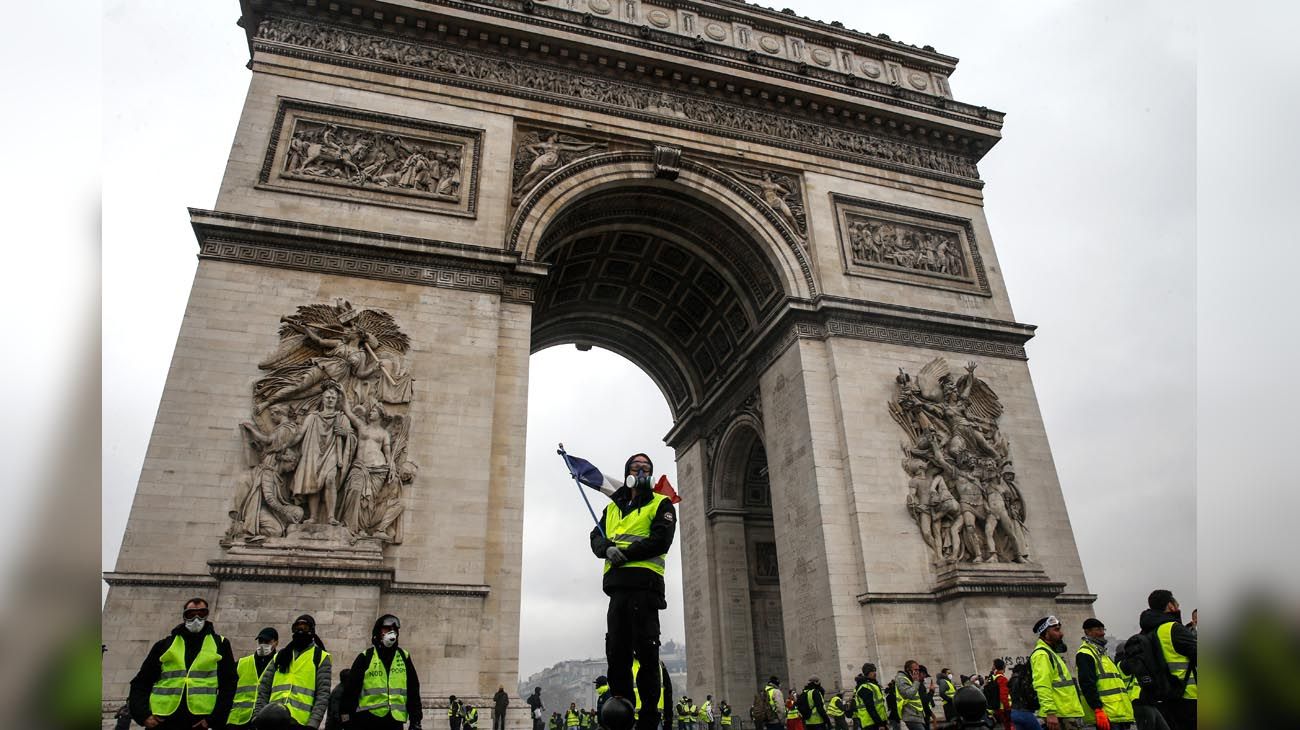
[1158,699,1196,730]
[606,588,662,730]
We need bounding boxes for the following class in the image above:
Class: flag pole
[557,443,606,537]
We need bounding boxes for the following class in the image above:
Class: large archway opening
[517,175,795,705]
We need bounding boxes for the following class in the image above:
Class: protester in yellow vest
[824,689,848,730]
[1075,618,1135,730]
[254,614,332,728]
[1139,589,1196,730]
[717,701,731,729]
[854,664,888,730]
[340,614,425,730]
[1029,616,1086,730]
[797,678,828,730]
[128,597,237,729]
[228,627,279,727]
[588,452,677,730]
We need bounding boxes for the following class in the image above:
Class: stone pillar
[708,513,758,704]
[675,441,719,697]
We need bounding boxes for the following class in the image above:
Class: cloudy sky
[100,0,1203,678]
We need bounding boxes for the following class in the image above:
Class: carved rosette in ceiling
[719,164,808,240]
[889,358,1030,566]
[226,301,419,552]
[260,100,483,217]
[832,193,990,296]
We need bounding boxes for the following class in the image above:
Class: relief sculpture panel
[261,100,483,217]
[226,300,418,549]
[833,194,990,296]
[888,358,1030,565]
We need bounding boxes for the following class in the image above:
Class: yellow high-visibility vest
[603,494,669,576]
[1030,640,1083,719]
[854,681,886,726]
[357,648,410,721]
[229,654,271,725]
[1156,622,1197,700]
[150,634,223,717]
[803,690,826,725]
[1077,642,1134,723]
[269,647,326,726]
[826,694,844,718]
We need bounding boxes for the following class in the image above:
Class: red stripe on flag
[653,475,681,504]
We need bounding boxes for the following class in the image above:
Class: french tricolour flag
[562,452,681,504]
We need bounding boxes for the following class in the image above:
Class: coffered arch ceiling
[530,186,786,418]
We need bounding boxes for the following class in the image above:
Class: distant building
[519,640,688,712]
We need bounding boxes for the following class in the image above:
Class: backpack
[1119,630,1185,702]
[981,674,1001,712]
[883,681,898,722]
[1008,658,1038,712]
[794,690,811,720]
[751,689,775,724]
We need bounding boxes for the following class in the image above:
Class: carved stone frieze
[511,127,609,204]
[832,193,990,296]
[653,144,683,180]
[225,300,420,551]
[719,164,807,239]
[260,99,483,217]
[889,358,1031,566]
[254,18,981,184]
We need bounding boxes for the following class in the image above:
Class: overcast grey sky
[101,0,1199,678]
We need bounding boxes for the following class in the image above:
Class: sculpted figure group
[227,301,417,546]
[889,358,1031,564]
[847,216,966,277]
[285,121,463,199]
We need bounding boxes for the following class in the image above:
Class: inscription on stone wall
[888,358,1030,565]
[832,194,990,296]
[226,301,418,549]
[255,18,979,182]
[261,100,483,217]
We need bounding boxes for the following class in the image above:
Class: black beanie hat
[624,453,654,477]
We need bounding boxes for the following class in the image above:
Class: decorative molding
[825,318,1024,359]
[252,17,983,186]
[370,0,1005,129]
[198,239,536,301]
[208,560,394,586]
[653,144,683,180]
[260,98,483,217]
[832,193,991,296]
[1054,593,1099,605]
[102,572,220,588]
[386,581,492,597]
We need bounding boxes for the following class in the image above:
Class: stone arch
[509,150,817,299]
[706,412,766,512]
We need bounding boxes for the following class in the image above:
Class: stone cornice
[102,572,221,588]
[189,209,545,302]
[245,13,991,185]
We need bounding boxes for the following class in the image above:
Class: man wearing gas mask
[340,614,425,730]
[128,597,238,729]
[590,453,677,730]
[228,627,279,727]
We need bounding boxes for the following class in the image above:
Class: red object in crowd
[653,474,681,504]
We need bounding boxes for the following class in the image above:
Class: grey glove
[606,545,628,565]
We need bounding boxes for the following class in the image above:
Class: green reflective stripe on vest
[603,494,669,576]
[1156,622,1197,700]
[150,634,223,717]
[359,648,409,721]
[270,647,326,725]
[230,653,272,726]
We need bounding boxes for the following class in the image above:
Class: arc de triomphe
[103,0,1093,719]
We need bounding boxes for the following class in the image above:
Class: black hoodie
[1139,608,1197,660]
[128,621,238,727]
[340,615,424,728]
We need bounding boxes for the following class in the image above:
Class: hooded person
[254,614,333,728]
[1138,589,1196,730]
[854,663,888,730]
[340,614,424,730]
[127,597,238,729]
[590,452,677,730]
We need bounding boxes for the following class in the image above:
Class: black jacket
[128,622,238,727]
[340,645,424,727]
[1138,609,1197,660]
[798,685,828,724]
[589,486,677,596]
[1075,640,1107,711]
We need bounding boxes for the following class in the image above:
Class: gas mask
[624,473,651,490]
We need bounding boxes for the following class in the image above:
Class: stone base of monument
[931,560,1064,600]
[213,523,392,584]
